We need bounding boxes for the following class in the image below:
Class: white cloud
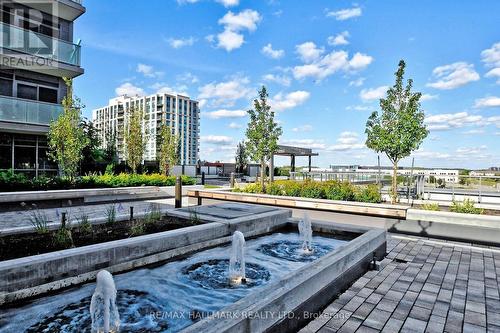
[271,91,310,111]
[482,42,500,84]
[203,109,247,119]
[481,42,500,67]
[327,31,350,46]
[293,45,373,81]
[152,84,188,96]
[215,9,261,52]
[474,96,500,108]
[326,6,362,21]
[280,139,326,150]
[176,72,199,84]
[296,42,324,63]
[262,73,291,86]
[217,29,244,51]
[463,129,485,135]
[168,37,196,49]
[346,105,371,111]
[228,122,243,129]
[328,131,365,151]
[177,0,199,4]
[292,124,313,132]
[216,0,239,7]
[201,135,233,144]
[198,76,252,107]
[136,63,163,78]
[485,68,500,84]
[425,112,484,131]
[348,52,374,71]
[420,94,439,101]
[427,62,480,90]
[261,43,285,59]
[115,83,145,96]
[359,86,388,101]
[218,9,261,32]
[349,77,365,87]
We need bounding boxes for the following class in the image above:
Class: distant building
[329,165,459,183]
[0,0,85,177]
[92,93,200,165]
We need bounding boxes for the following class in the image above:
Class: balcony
[0,96,63,127]
[1,22,81,66]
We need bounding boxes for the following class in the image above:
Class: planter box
[188,189,409,218]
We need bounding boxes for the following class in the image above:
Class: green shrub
[421,203,440,211]
[240,183,264,194]
[300,181,326,199]
[450,199,484,214]
[53,227,73,249]
[105,205,117,224]
[29,208,51,234]
[266,182,284,196]
[324,181,356,201]
[232,180,382,204]
[279,180,302,197]
[130,223,145,236]
[355,184,382,203]
[0,171,196,192]
[77,212,93,234]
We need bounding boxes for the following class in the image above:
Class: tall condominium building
[92,93,200,166]
[0,0,85,177]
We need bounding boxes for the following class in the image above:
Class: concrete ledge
[388,209,500,245]
[181,226,387,333]
[0,206,290,305]
[188,189,408,218]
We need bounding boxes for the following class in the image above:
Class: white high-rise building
[92,93,200,165]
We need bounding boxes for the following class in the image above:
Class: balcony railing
[0,96,63,126]
[0,22,81,66]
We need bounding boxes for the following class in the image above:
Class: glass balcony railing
[0,22,81,66]
[0,96,63,126]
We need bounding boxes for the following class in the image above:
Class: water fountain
[298,213,313,253]
[229,231,246,284]
[90,270,120,333]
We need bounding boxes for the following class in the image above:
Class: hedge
[233,180,382,204]
[0,171,196,192]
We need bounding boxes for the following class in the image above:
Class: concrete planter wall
[388,209,500,245]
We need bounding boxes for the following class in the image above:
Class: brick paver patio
[300,234,500,333]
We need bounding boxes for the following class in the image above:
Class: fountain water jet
[298,213,313,254]
[90,270,120,333]
[229,231,246,284]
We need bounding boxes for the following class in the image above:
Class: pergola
[270,145,319,182]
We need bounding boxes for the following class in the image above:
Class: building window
[17,84,37,100]
[39,87,58,103]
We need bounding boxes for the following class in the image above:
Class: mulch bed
[0,217,197,261]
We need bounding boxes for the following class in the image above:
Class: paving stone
[376,298,399,313]
[463,322,486,333]
[352,303,376,320]
[337,317,363,333]
[464,310,486,327]
[381,318,404,333]
[465,300,486,314]
[363,308,391,330]
[444,310,464,332]
[401,317,427,333]
[409,305,432,321]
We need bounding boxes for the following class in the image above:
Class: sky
[74,0,500,169]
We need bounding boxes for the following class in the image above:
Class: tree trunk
[260,159,266,190]
[392,161,398,204]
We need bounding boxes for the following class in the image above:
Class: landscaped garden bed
[232,180,382,204]
[0,209,201,261]
[0,171,196,192]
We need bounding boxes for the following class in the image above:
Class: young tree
[235,141,248,174]
[104,128,118,166]
[157,125,178,176]
[365,60,428,203]
[79,119,105,174]
[124,106,145,174]
[245,86,282,189]
[48,78,89,181]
